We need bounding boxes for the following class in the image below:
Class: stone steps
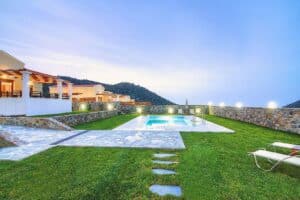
[150,153,182,197]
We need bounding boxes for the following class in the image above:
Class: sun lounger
[271,142,300,150]
[251,150,300,167]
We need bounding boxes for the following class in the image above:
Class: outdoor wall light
[136,107,143,114]
[168,107,174,114]
[79,103,87,111]
[219,102,225,107]
[107,103,114,111]
[235,102,243,108]
[267,101,278,109]
[195,108,201,113]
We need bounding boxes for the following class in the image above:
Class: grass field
[73,114,139,130]
[0,114,299,199]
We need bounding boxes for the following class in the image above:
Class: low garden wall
[210,106,300,134]
[52,110,118,127]
[119,104,208,114]
[0,117,72,131]
[72,102,120,112]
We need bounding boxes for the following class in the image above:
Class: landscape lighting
[79,103,87,111]
[168,107,174,114]
[136,107,143,114]
[235,102,243,108]
[219,102,225,107]
[107,103,114,111]
[267,101,278,109]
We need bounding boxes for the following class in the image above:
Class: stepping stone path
[152,160,178,165]
[149,184,182,197]
[152,169,176,175]
[149,153,183,197]
[153,153,176,158]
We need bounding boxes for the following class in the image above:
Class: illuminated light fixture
[267,101,278,109]
[107,103,114,111]
[79,103,87,111]
[219,102,225,107]
[1,74,8,79]
[235,102,243,108]
[27,81,33,86]
[195,108,201,114]
[136,107,143,114]
[168,107,174,114]
[208,101,213,106]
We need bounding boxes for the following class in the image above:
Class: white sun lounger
[271,142,300,150]
[252,150,300,167]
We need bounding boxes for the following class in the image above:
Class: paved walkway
[0,126,185,161]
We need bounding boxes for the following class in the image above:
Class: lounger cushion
[271,142,300,150]
[252,150,300,167]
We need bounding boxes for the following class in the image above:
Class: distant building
[49,84,135,103]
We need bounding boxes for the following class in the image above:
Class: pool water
[146,116,188,126]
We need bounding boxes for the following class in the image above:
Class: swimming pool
[115,115,234,133]
[146,116,188,126]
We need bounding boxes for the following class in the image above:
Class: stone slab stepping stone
[153,153,176,158]
[152,160,178,165]
[152,168,176,175]
[149,184,182,197]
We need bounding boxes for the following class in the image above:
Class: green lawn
[73,114,139,130]
[0,115,299,199]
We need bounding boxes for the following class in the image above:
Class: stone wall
[210,106,300,134]
[72,102,120,112]
[52,110,118,127]
[0,117,72,131]
[119,104,208,115]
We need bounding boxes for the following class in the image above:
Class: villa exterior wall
[210,106,300,134]
[52,110,118,127]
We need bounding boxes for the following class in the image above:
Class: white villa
[0,50,73,116]
[49,84,134,103]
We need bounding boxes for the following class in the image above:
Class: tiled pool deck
[114,115,234,132]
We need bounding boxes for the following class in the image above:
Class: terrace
[0,50,73,116]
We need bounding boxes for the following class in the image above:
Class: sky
[0,0,299,107]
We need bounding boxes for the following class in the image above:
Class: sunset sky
[1,0,299,106]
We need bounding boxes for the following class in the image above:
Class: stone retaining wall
[0,117,72,131]
[210,106,300,134]
[72,102,120,112]
[52,110,118,127]
[119,105,208,114]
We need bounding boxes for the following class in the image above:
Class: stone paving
[59,130,185,149]
[0,126,185,161]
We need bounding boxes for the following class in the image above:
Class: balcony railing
[0,91,70,99]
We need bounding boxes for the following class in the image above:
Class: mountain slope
[59,76,175,105]
[284,100,300,108]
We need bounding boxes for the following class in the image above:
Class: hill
[284,100,300,108]
[59,76,175,105]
